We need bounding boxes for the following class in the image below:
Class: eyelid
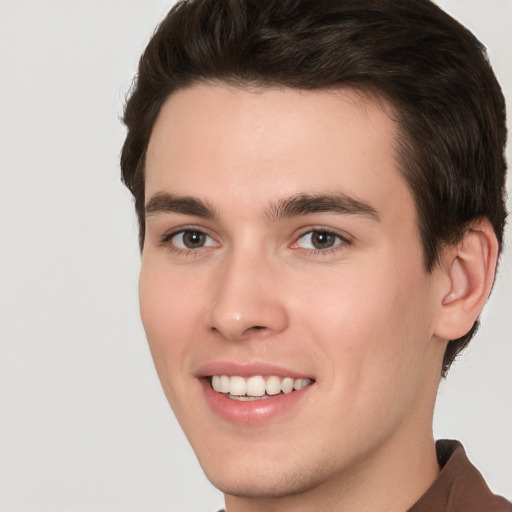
[157,224,351,255]
[160,225,220,250]
[291,227,352,252]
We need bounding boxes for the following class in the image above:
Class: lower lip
[201,379,313,426]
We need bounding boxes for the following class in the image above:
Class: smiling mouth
[209,375,315,401]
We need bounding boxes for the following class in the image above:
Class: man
[121,0,510,510]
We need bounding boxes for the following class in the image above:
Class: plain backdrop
[0,1,510,510]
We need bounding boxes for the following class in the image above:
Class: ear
[434,220,499,341]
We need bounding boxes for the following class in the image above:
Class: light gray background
[0,1,510,510]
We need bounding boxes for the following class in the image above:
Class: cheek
[138,259,207,382]
[293,258,434,392]
[315,271,433,438]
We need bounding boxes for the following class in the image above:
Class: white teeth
[265,375,282,395]
[294,378,313,391]
[229,394,271,401]
[219,375,230,393]
[210,374,313,397]
[229,376,247,396]
[281,377,294,394]
[247,376,266,397]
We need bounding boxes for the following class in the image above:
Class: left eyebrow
[266,193,381,222]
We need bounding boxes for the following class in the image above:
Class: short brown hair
[121,0,507,375]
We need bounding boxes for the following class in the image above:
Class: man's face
[140,84,446,499]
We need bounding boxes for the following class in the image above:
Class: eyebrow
[145,191,380,222]
[145,192,218,219]
[266,193,380,222]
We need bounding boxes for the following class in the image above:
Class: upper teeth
[211,375,313,397]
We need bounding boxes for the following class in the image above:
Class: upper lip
[195,361,314,380]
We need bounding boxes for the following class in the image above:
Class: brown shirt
[408,439,512,512]
[217,440,511,512]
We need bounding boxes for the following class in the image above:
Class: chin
[199,452,333,499]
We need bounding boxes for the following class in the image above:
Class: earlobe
[434,220,498,341]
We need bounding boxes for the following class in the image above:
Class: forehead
[145,83,412,221]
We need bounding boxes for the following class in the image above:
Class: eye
[294,229,347,251]
[169,229,217,250]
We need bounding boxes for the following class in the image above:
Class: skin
[140,84,455,512]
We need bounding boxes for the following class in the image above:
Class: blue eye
[295,230,346,250]
[170,230,216,249]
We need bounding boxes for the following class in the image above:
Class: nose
[205,251,289,342]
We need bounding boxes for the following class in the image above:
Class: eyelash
[292,228,351,255]
[160,226,218,257]
[159,226,352,256]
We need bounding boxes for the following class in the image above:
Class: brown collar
[408,440,512,512]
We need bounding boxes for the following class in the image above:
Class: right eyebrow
[145,192,218,219]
